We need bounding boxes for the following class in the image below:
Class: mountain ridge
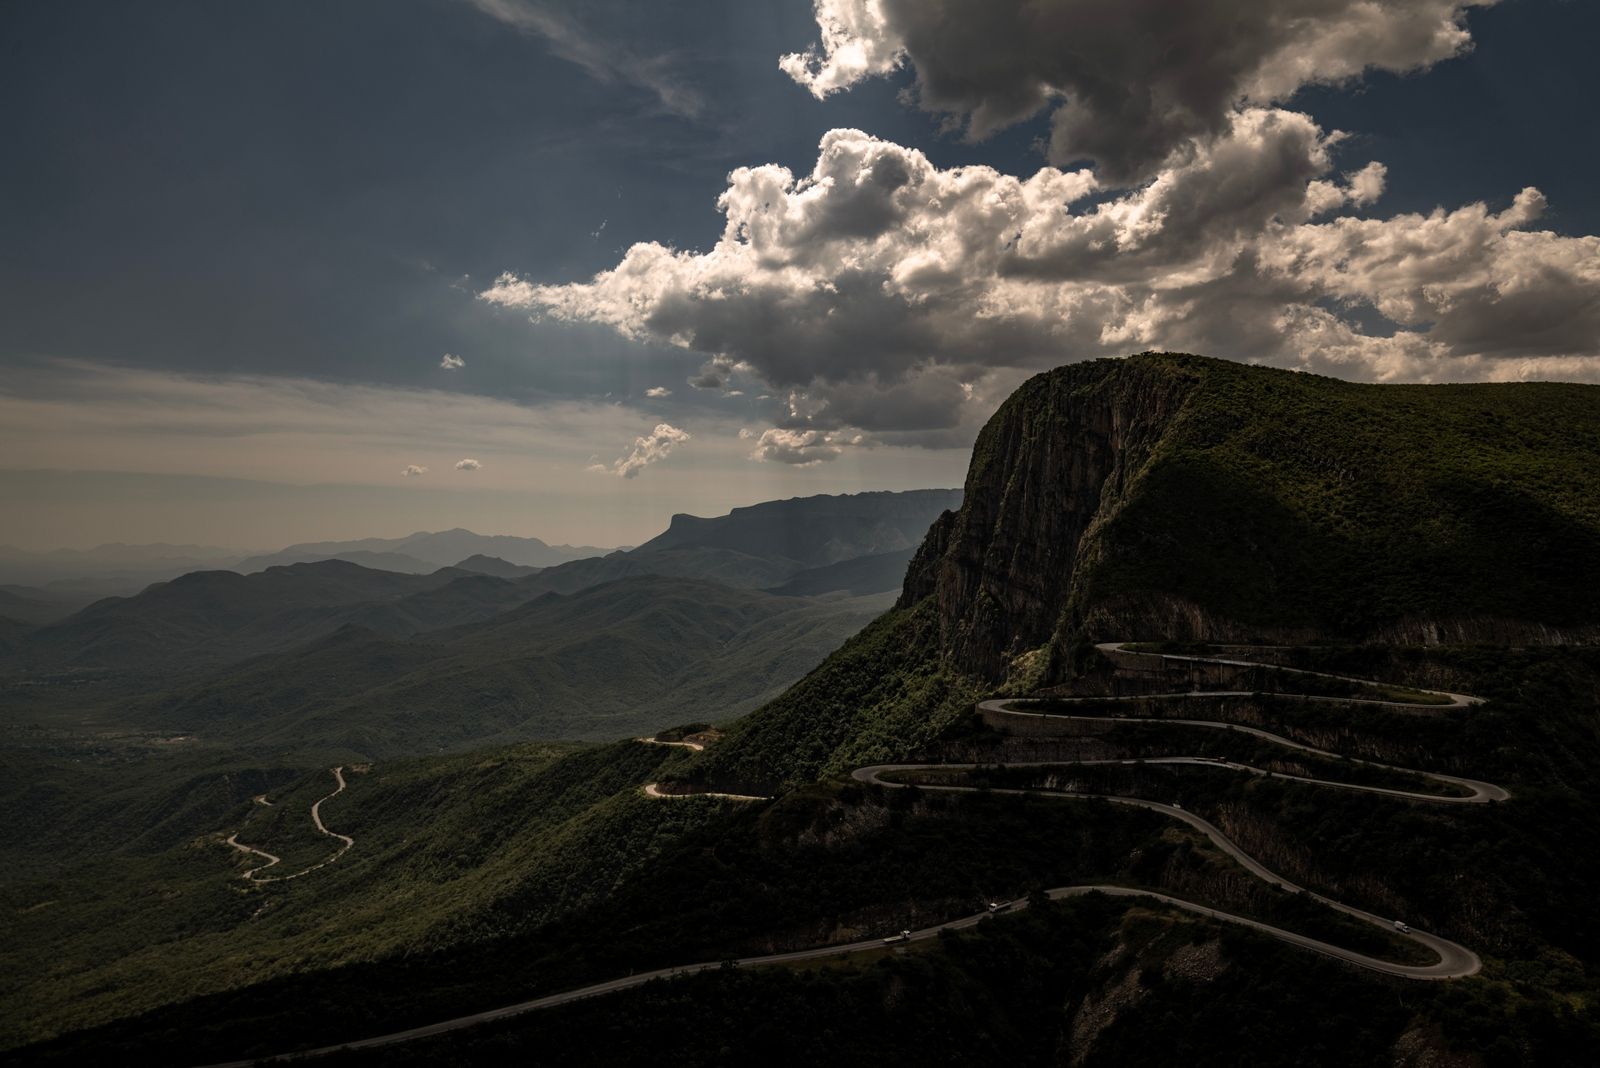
[901,353,1600,680]
[1,490,961,678]
[237,529,615,573]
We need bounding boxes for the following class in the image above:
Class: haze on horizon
[4,0,1598,552]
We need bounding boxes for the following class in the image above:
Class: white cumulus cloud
[595,422,691,479]
[746,427,867,466]
[455,458,482,470]
[440,353,466,370]
[402,464,428,477]
[644,386,672,398]
[782,0,1494,182]
[482,120,1600,421]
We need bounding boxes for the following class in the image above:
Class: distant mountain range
[451,554,543,578]
[0,491,960,607]
[0,490,958,679]
[637,490,961,567]
[234,529,618,574]
[0,490,960,763]
[0,543,245,599]
[0,529,619,597]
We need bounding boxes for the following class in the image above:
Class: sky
[2,0,1597,550]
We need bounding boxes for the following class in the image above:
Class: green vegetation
[11,640,1600,1066]
[1075,355,1600,640]
[201,895,1600,1067]
[308,895,1130,1068]
[1,740,736,1048]
[683,600,984,792]
[5,578,894,761]
[12,779,1170,1063]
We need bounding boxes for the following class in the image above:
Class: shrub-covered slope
[131,576,894,758]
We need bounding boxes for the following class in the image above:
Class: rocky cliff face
[899,357,1202,679]
[901,353,1600,682]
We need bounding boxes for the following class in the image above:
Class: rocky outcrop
[900,352,1600,682]
[899,356,1202,678]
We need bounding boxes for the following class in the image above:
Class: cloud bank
[781,0,1494,183]
[483,122,1600,447]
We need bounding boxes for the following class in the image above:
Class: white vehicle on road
[882,929,911,945]
[1394,920,1411,933]
[987,900,1012,913]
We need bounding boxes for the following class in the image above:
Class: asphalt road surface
[195,645,1503,1066]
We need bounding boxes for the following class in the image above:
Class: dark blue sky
[1,0,1596,548]
[6,0,1590,395]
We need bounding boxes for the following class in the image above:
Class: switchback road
[197,645,1505,1065]
[223,766,353,884]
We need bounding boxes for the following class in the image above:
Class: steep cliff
[902,353,1600,681]
[699,352,1600,786]
[898,357,1203,677]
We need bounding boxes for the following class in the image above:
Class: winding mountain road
[224,766,354,884]
[637,736,706,752]
[980,705,1508,803]
[848,643,1502,977]
[197,644,1506,1066]
[1094,642,1484,708]
[641,782,766,801]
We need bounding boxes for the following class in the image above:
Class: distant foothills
[0,489,960,756]
[0,528,622,613]
[0,490,959,624]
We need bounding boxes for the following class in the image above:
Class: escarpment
[901,352,1600,682]
[899,357,1202,678]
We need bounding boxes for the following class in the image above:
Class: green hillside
[898,354,1600,682]
[127,576,893,759]
[686,600,978,792]
[2,561,470,675]
[17,642,1600,1066]
[763,547,917,598]
[1084,356,1600,638]
[2,740,731,1048]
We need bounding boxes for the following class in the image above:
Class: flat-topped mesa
[899,353,1600,682]
[638,489,963,567]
